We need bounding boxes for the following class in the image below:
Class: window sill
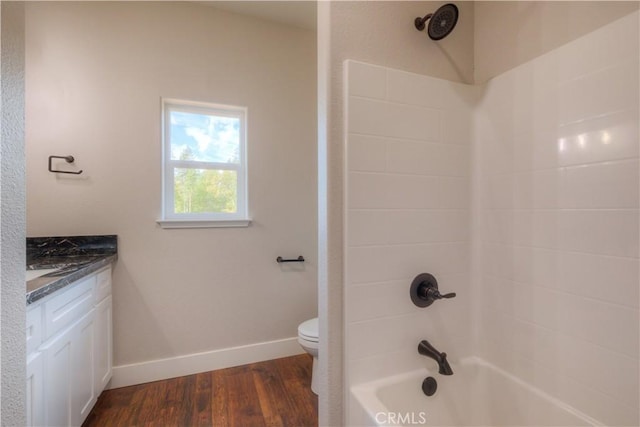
[157,219,252,229]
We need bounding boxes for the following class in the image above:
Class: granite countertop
[26,235,117,305]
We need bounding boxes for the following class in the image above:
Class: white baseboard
[108,336,304,389]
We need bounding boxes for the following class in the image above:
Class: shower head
[414,3,459,41]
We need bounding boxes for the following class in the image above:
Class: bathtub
[351,357,602,427]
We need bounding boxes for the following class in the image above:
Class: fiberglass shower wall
[474,11,639,426]
[344,11,639,427]
[343,60,477,424]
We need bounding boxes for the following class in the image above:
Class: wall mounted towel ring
[48,155,83,175]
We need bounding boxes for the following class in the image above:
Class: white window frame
[158,98,250,229]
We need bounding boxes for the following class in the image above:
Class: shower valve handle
[425,288,456,300]
[410,273,457,308]
[438,291,457,299]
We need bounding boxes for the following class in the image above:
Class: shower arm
[414,13,433,31]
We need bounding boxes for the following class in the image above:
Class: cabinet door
[42,321,73,427]
[94,296,112,395]
[42,310,96,427]
[72,309,97,427]
[26,352,44,427]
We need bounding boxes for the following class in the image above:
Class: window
[159,99,249,228]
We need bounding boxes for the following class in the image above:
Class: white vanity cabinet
[26,265,113,427]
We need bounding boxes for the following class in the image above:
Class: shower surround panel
[344,11,639,427]
[474,12,639,426]
[343,60,476,423]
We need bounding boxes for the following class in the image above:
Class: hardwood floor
[83,354,318,427]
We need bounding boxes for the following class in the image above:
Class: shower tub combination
[351,357,601,427]
[344,1,639,425]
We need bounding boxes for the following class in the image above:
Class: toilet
[297,317,319,395]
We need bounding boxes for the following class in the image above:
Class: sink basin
[26,268,59,281]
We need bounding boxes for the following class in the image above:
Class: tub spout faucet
[418,340,453,375]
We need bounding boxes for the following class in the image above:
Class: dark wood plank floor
[83,354,318,427]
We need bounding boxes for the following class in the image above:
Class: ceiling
[197,1,317,30]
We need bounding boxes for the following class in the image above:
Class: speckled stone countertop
[26,235,117,305]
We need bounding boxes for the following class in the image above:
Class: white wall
[1,2,26,425]
[25,2,317,380]
[343,60,476,425]
[474,1,639,83]
[330,2,475,85]
[474,12,639,426]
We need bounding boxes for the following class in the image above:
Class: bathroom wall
[474,1,639,83]
[343,60,477,425]
[330,1,475,85]
[474,11,639,426]
[1,2,26,425]
[25,2,317,383]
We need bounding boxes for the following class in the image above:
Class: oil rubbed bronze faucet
[418,339,453,375]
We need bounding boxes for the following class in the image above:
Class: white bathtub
[351,357,602,427]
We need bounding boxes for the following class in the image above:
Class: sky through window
[170,111,240,163]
